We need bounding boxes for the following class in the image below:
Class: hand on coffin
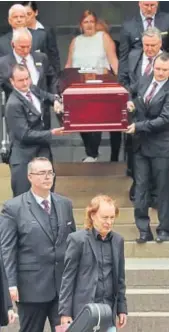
[54,100,64,114]
[126,123,136,134]
[60,316,73,325]
[127,101,135,112]
[51,127,65,136]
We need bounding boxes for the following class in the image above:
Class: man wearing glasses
[5,64,64,197]
[0,156,76,332]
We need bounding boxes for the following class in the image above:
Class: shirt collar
[143,50,162,61]
[92,228,113,242]
[31,190,51,206]
[14,88,30,98]
[140,10,155,22]
[13,49,30,63]
[152,77,168,86]
[35,20,44,30]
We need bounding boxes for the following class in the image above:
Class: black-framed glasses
[30,171,55,177]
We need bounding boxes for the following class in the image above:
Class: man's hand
[9,287,19,302]
[8,309,16,324]
[60,316,73,325]
[127,101,135,112]
[116,313,127,329]
[126,123,136,134]
[51,127,65,136]
[54,100,64,114]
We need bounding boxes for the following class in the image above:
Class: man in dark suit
[120,27,162,90]
[0,241,15,328]
[126,52,169,243]
[0,156,76,332]
[118,1,169,86]
[0,4,60,76]
[0,27,57,129]
[59,195,127,331]
[121,27,162,203]
[6,64,64,197]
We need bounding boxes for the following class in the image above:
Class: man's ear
[35,10,38,18]
[10,78,14,88]
[8,17,12,27]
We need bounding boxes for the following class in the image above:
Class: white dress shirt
[15,89,41,113]
[35,21,44,30]
[144,78,168,102]
[141,51,162,76]
[140,11,155,30]
[31,191,51,212]
[13,50,39,85]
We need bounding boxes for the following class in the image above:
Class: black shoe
[136,232,154,244]
[156,231,169,243]
[129,181,135,202]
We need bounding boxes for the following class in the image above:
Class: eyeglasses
[30,171,55,177]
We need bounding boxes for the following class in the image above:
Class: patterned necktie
[42,200,50,214]
[146,17,153,28]
[21,57,27,66]
[145,81,158,104]
[144,57,153,76]
[26,90,33,104]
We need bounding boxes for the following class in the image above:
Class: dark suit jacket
[0,51,57,99]
[131,75,169,157]
[0,244,12,326]
[0,190,76,303]
[118,11,169,85]
[58,229,127,324]
[5,85,55,165]
[119,48,143,90]
[0,28,60,76]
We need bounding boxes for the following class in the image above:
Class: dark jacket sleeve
[0,203,18,288]
[135,93,169,133]
[116,238,127,315]
[58,234,82,317]
[118,23,131,86]
[5,100,53,145]
[45,27,61,76]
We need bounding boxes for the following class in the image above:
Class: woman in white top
[66,10,119,162]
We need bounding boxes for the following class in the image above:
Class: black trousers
[109,132,122,161]
[17,295,59,332]
[80,132,101,158]
[134,151,169,234]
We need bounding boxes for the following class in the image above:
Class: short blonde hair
[84,194,119,230]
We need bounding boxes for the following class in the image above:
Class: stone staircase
[1,162,169,332]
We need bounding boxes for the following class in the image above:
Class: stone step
[74,207,158,224]
[123,312,169,332]
[2,314,169,332]
[54,162,126,176]
[56,175,132,208]
[127,289,169,312]
[126,258,169,288]
[125,242,169,258]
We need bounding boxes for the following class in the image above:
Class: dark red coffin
[60,69,128,132]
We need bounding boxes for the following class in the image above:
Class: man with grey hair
[0,27,57,127]
[0,27,57,94]
[120,27,162,89]
[0,156,76,332]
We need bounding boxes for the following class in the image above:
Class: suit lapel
[150,80,169,106]
[51,194,67,245]
[88,230,98,262]
[136,14,144,35]
[27,191,54,242]
[111,234,119,297]
[13,89,41,117]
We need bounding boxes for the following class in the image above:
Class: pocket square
[35,49,40,53]
[36,62,42,66]
[67,221,72,225]
[135,37,140,41]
